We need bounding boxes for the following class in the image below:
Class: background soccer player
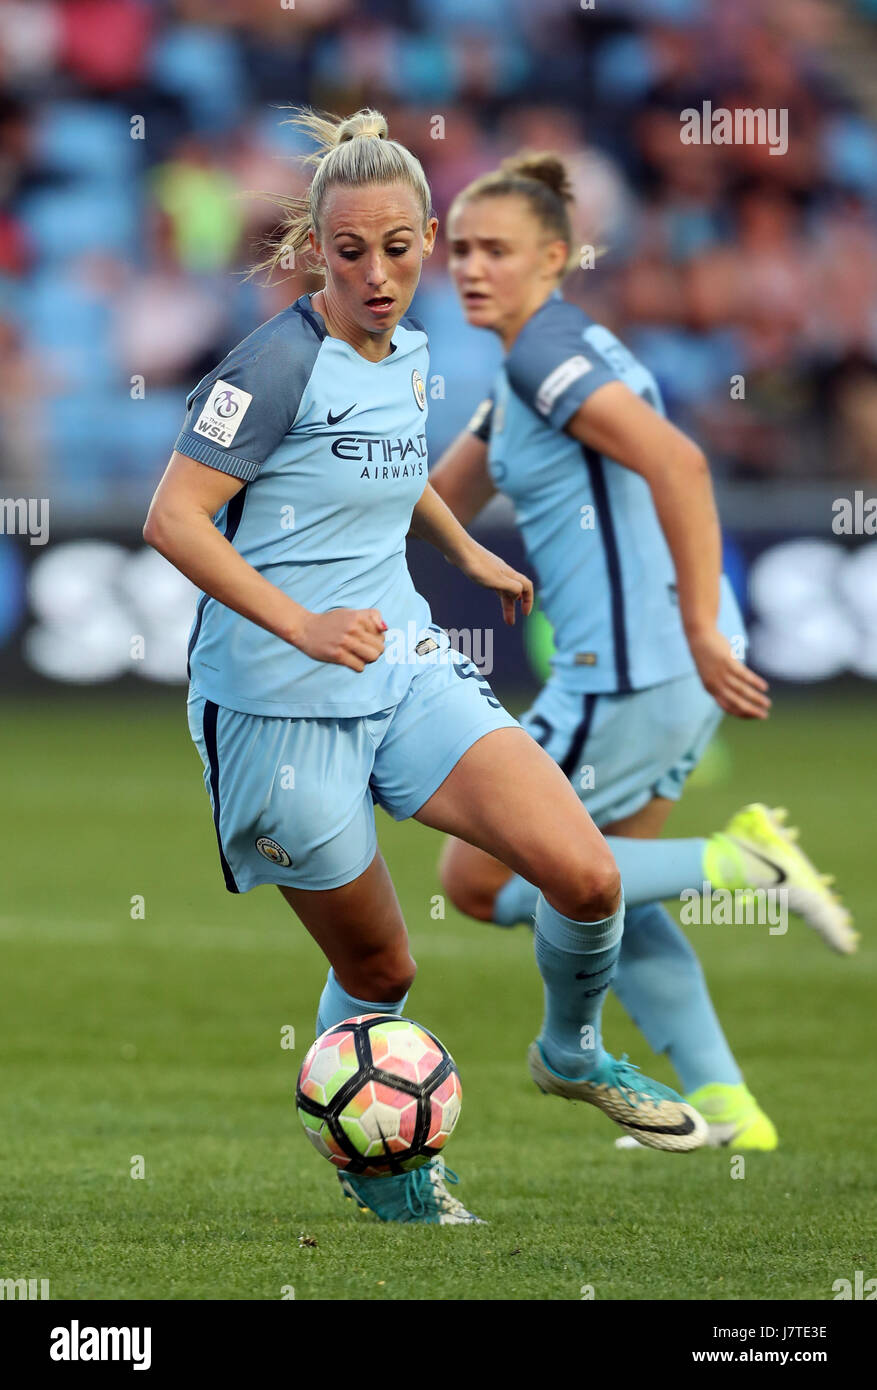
[143,109,710,1226]
[430,153,855,1151]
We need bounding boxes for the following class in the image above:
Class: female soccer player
[143,109,709,1228]
[431,153,855,1152]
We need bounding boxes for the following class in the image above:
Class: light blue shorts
[519,670,722,828]
[188,631,520,893]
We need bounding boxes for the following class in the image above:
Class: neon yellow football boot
[615,1082,777,1151]
[703,803,857,955]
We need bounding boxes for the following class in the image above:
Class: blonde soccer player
[144,111,709,1226]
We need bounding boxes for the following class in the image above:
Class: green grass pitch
[1,688,874,1301]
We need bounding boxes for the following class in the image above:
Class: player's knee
[439,857,494,923]
[548,851,621,923]
[357,951,417,1003]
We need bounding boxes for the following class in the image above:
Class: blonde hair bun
[337,111,389,144]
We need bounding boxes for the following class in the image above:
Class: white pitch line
[0,915,301,954]
[0,915,478,958]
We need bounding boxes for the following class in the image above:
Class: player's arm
[565,382,770,719]
[143,451,386,672]
[428,429,496,527]
[408,480,533,626]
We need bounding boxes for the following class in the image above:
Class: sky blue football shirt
[175,294,433,717]
[471,292,741,693]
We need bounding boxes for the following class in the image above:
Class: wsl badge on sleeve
[411,369,426,411]
[194,378,254,448]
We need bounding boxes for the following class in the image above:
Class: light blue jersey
[471,292,741,693]
[175,294,434,717]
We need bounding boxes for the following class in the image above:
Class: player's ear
[544,238,568,281]
[308,227,325,269]
[421,216,439,260]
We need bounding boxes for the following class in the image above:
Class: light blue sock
[494,874,539,926]
[611,902,742,1093]
[493,837,707,924]
[534,893,624,1079]
[315,967,408,1036]
[606,836,707,906]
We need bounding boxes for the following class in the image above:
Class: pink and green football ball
[296,1014,462,1177]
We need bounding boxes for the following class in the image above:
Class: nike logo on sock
[575,965,613,980]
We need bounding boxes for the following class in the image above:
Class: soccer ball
[296,1014,462,1177]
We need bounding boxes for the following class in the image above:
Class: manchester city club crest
[412,368,426,410]
[255,836,292,867]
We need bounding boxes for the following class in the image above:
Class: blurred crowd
[3,0,877,521]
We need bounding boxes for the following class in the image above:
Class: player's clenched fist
[295,608,387,672]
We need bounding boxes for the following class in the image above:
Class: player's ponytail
[248,107,432,283]
[450,151,581,275]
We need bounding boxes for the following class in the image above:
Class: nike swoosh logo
[575,965,612,980]
[327,404,357,425]
[732,840,788,885]
[623,1113,698,1137]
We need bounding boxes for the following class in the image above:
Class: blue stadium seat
[21,268,117,387]
[110,389,184,482]
[626,325,741,412]
[149,26,248,133]
[822,114,877,197]
[594,34,658,105]
[34,103,138,181]
[18,187,143,262]
[45,392,117,504]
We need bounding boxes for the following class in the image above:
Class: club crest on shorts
[255,836,292,867]
[412,369,426,411]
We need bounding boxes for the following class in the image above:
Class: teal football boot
[338,1157,485,1225]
